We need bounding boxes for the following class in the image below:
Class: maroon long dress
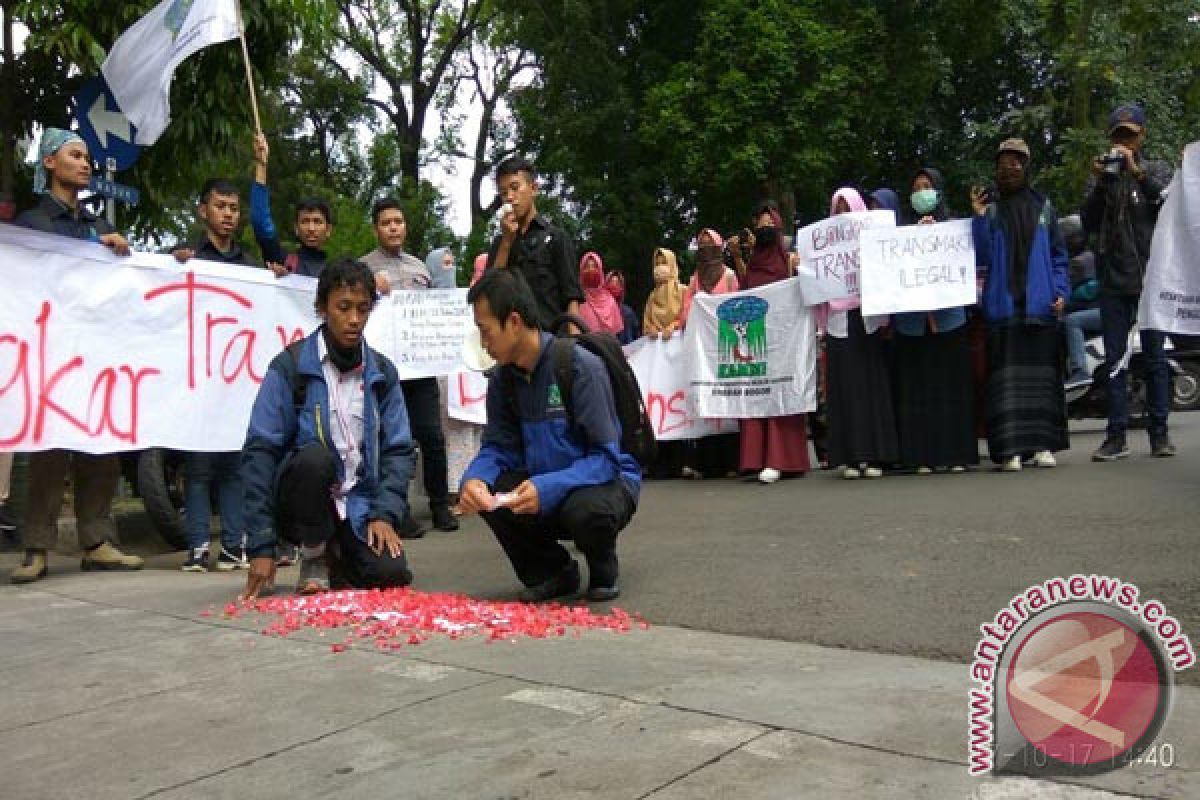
[738,209,811,475]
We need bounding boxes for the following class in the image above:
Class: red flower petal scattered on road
[218,588,647,653]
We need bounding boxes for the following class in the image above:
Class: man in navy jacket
[457,269,640,602]
[240,258,416,600]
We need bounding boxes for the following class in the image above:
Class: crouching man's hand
[457,478,494,515]
[241,557,276,603]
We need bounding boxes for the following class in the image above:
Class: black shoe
[397,515,425,539]
[586,585,620,603]
[1092,437,1130,462]
[1150,435,1177,458]
[518,560,580,603]
[0,504,16,532]
[431,504,460,532]
[585,551,619,602]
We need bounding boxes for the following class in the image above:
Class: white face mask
[654,264,671,283]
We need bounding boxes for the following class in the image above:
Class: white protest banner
[0,226,472,453]
[683,278,817,419]
[1139,141,1200,334]
[794,210,896,304]
[624,337,738,441]
[447,370,489,425]
[858,218,976,316]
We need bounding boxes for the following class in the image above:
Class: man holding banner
[12,129,141,583]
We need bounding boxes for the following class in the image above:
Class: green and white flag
[683,278,818,419]
[102,0,242,145]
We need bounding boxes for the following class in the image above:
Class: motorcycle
[1067,333,1200,420]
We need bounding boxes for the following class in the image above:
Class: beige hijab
[644,247,685,332]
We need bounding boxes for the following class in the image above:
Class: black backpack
[542,314,658,465]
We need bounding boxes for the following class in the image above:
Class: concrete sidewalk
[0,570,1194,799]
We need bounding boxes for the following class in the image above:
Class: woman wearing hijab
[726,204,811,484]
[971,138,1070,471]
[577,251,625,336]
[426,247,458,289]
[605,269,641,344]
[679,229,740,480]
[643,248,684,340]
[821,188,898,479]
[888,171,978,474]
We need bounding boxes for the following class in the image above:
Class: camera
[1099,149,1125,176]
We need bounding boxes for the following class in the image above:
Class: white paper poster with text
[684,279,817,419]
[624,337,738,440]
[1139,141,1200,334]
[0,227,472,453]
[795,210,896,304]
[858,219,977,315]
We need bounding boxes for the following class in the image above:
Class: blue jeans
[1065,308,1102,375]
[1100,294,1169,439]
[185,451,245,551]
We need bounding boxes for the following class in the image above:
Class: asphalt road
[28,412,1200,685]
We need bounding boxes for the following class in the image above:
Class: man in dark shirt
[1082,104,1176,461]
[250,133,330,279]
[487,157,583,329]
[172,179,261,572]
[12,128,140,583]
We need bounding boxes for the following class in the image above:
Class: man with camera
[1083,103,1176,462]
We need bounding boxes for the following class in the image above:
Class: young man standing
[458,269,640,602]
[12,128,139,583]
[240,258,415,600]
[250,133,331,279]
[1084,103,1176,461]
[487,157,583,330]
[360,199,458,533]
[172,179,261,572]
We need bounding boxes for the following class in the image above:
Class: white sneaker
[841,465,861,480]
[863,466,883,479]
[757,467,782,484]
[916,466,933,475]
[1001,456,1022,472]
[680,466,703,480]
[1031,450,1057,468]
[950,465,966,474]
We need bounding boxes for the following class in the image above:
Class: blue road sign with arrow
[73,77,141,172]
[88,177,140,207]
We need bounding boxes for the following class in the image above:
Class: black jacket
[1082,154,1173,297]
[487,214,582,329]
[16,194,115,241]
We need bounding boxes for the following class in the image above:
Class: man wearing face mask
[1082,103,1176,462]
[971,138,1070,473]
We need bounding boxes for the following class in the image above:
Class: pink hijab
[577,251,624,335]
[825,187,868,314]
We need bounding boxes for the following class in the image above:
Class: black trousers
[277,443,412,589]
[479,470,636,588]
[401,377,450,509]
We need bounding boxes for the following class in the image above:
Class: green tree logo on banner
[716,296,769,379]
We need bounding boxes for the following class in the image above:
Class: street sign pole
[105,157,117,228]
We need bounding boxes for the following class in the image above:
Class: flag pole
[234,2,263,134]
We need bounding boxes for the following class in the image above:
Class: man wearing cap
[1082,103,1176,461]
[11,129,142,583]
